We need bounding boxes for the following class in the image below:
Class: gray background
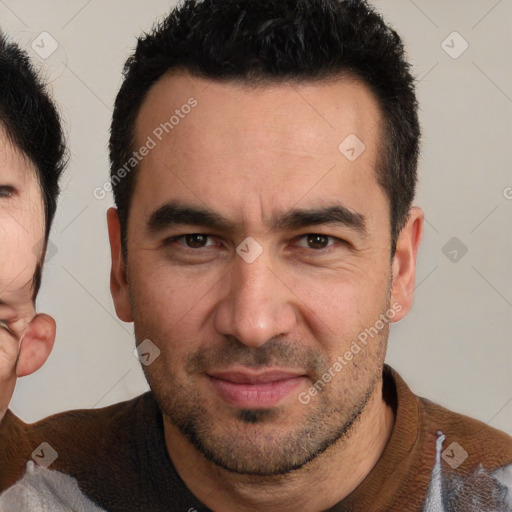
[2,0,511,435]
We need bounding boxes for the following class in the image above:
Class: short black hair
[0,32,67,296]
[110,0,420,256]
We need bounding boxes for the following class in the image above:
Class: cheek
[128,256,219,345]
[0,222,39,281]
[290,264,391,347]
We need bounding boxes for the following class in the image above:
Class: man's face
[0,129,44,338]
[117,72,408,475]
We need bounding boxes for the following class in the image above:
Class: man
[1,1,511,511]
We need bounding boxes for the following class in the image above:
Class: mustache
[185,336,328,377]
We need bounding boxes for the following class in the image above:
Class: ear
[16,314,56,377]
[107,207,133,322]
[389,207,424,322]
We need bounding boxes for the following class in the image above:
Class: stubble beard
[141,330,388,477]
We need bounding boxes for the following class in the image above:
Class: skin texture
[108,71,423,511]
[0,128,56,422]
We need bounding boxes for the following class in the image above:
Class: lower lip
[208,376,306,409]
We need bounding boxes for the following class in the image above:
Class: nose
[214,254,298,348]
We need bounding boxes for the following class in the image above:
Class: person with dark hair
[0,31,66,422]
[1,1,511,511]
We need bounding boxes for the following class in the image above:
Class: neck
[164,377,395,512]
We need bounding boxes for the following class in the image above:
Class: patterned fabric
[0,461,105,511]
[423,433,512,511]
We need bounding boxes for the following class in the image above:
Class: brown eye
[307,234,330,249]
[184,234,209,248]
[0,186,14,198]
[294,234,342,251]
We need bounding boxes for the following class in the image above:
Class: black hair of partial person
[110,0,420,257]
[0,32,67,297]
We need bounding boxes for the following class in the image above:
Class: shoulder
[420,396,512,473]
[384,364,512,473]
[419,404,512,511]
[381,366,512,510]
[0,461,106,512]
[0,392,156,490]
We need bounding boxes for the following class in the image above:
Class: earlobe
[106,207,133,323]
[16,314,56,377]
[389,207,424,323]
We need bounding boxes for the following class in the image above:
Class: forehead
[0,127,38,184]
[131,71,385,229]
[135,70,382,152]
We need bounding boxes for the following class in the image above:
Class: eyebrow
[148,201,235,233]
[273,205,366,233]
[147,200,366,235]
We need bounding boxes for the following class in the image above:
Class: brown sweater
[0,365,511,511]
